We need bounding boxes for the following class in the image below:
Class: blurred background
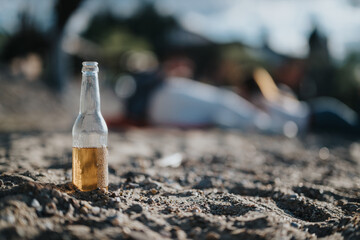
[0,0,360,136]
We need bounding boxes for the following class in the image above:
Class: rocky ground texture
[0,129,360,239]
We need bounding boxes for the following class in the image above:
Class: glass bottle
[72,61,108,192]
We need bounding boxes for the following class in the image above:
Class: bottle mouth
[82,61,99,73]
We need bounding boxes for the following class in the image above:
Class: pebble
[291,222,300,228]
[51,189,62,199]
[44,220,54,230]
[5,213,16,224]
[81,201,92,210]
[191,206,202,213]
[80,206,88,214]
[127,204,143,213]
[205,231,220,240]
[107,209,117,217]
[66,203,74,217]
[175,228,187,240]
[62,193,70,202]
[52,197,58,204]
[193,177,214,189]
[31,199,41,211]
[70,198,80,209]
[128,183,139,188]
[114,202,122,210]
[189,227,202,237]
[44,202,57,215]
[92,206,101,215]
[149,188,158,195]
[110,214,124,226]
[122,227,131,236]
[287,194,298,201]
[142,178,160,190]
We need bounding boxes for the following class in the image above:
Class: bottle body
[72,62,108,191]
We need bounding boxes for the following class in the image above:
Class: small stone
[80,206,88,214]
[127,183,139,188]
[5,213,15,224]
[44,220,54,230]
[291,222,300,228]
[70,198,80,209]
[127,204,143,213]
[44,202,57,215]
[92,206,101,215]
[31,199,41,211]
[107,209,117,217]
[205,231,220,240]
[189,227,202,237]
[66,203,74,217]
[82,201,92,209]
[114,202,122,210]
[141,178,160,190]
[110,214,124,226]
[337,200,346,206]
[67,225,91,235]
[193,177,214,189]
[175,228,187,240]
[149,188,158,195]
[62,193,70,202]
[287,194,298,200]
[51,189,62,198]
[122,227,131,236]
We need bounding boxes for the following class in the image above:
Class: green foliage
[0,34,8,55]
[334,53,360,108]
[101,28,151,57]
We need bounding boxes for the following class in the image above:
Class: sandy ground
[0,129,359,239]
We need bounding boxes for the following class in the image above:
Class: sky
[0,0,360,61]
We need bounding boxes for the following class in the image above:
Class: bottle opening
[82,61,99,73]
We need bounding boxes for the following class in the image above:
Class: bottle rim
[82,61,98,66]
[82,61,99,72]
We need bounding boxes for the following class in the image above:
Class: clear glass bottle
[72,62,108,192]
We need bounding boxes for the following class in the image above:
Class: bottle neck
[80,71,101,114]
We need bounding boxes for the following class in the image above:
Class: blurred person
[246,68,360,135]
[110,53,360,137]
[109,51,309,135]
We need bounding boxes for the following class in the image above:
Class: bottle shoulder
[72,112,108,134]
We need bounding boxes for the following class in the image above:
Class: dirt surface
[0,129,360,239]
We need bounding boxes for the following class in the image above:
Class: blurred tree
[82,4,217,82]
[83,4,178,59]
[0,0,83,90]
[334,53,360,112]
[1,12,48,62]
[0,11,49,80]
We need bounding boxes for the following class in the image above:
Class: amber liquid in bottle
[72,147,108,191]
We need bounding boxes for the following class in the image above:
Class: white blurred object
[115,75,137,99]
[261,96,310,136]
[148,77,268,131]
[253,67,310,137]
[157,153,183,168]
